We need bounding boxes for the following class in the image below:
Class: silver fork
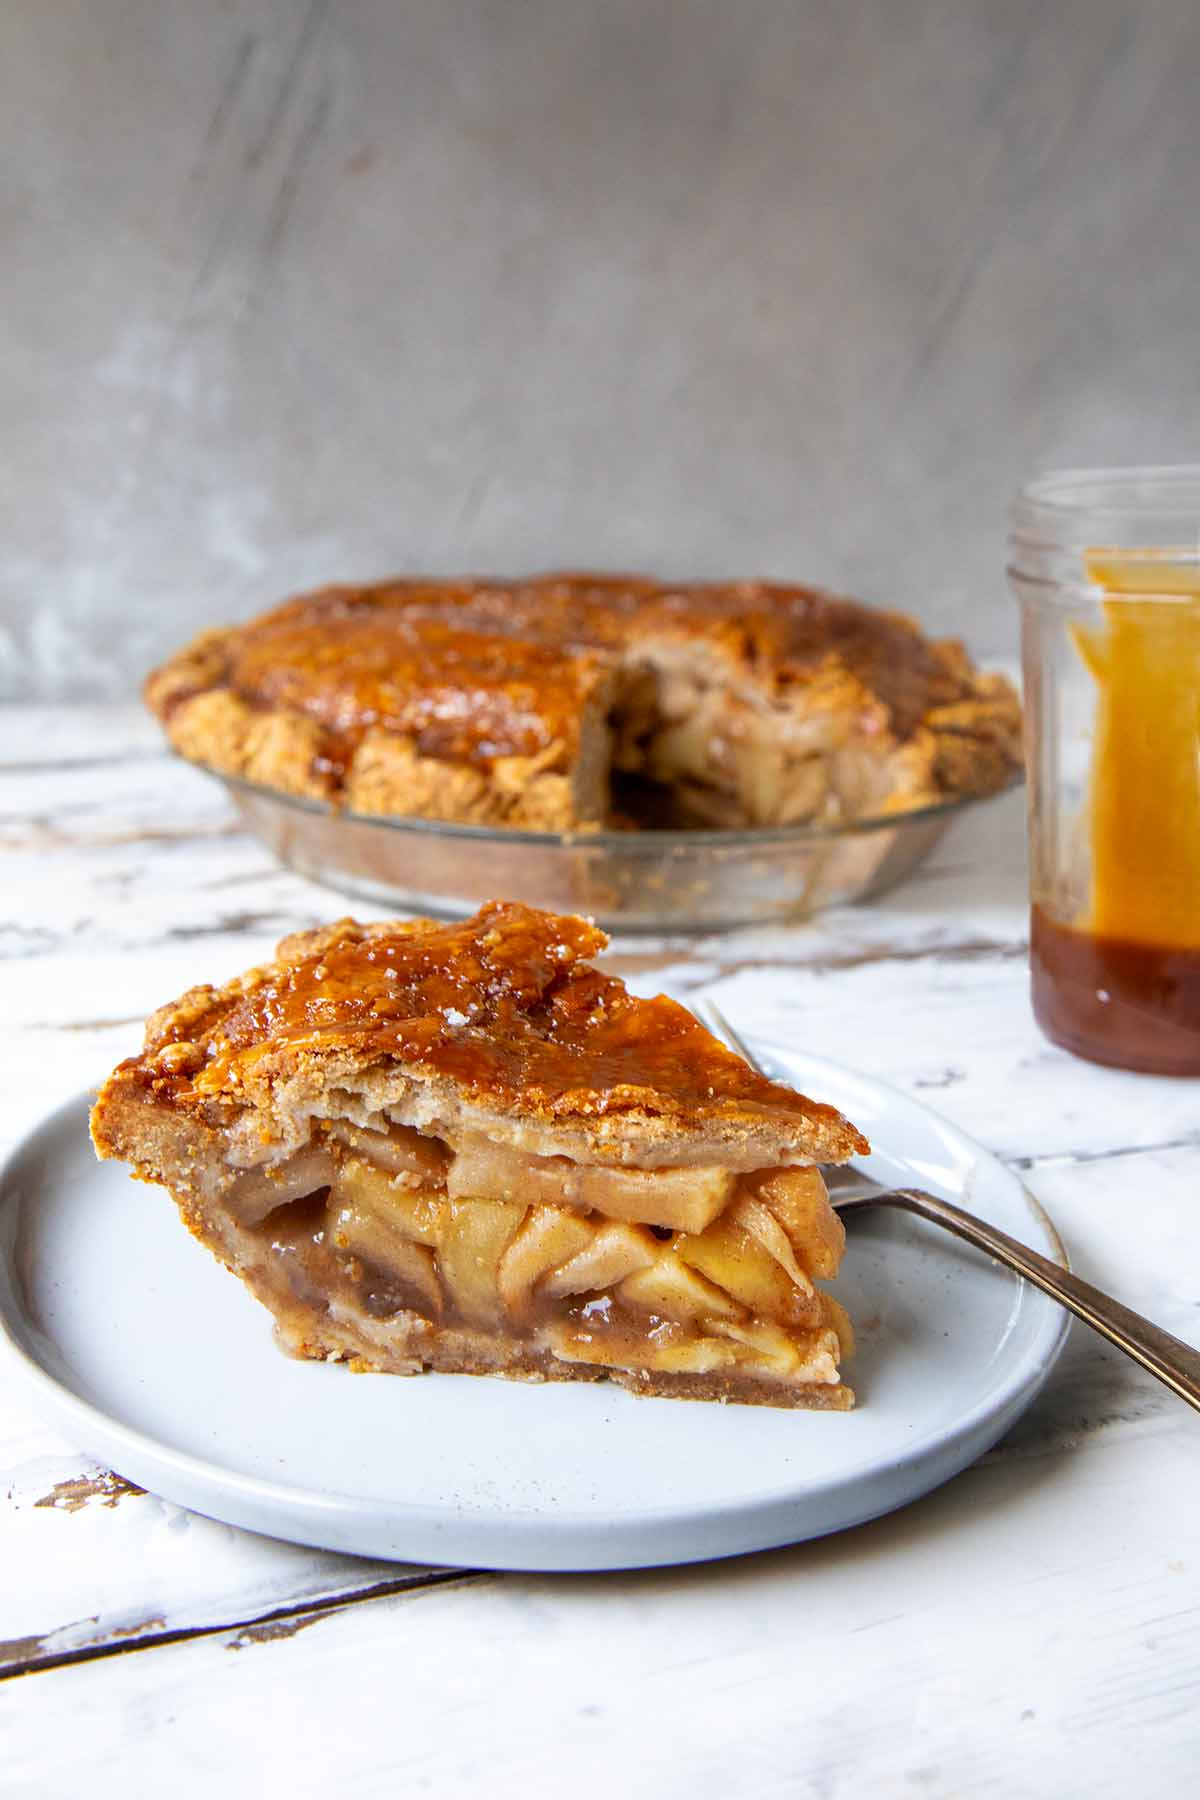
[698,999,1200,1414]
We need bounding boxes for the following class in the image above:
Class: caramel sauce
[1031,906,1200,1075]
[171,902,866,1146]
[1034,553,1200,1073]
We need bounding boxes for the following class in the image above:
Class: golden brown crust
[146,574,1022,830]
[93,901,868,1167]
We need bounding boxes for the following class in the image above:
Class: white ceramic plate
[0,1048,1068,1572]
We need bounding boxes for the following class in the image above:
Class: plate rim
[0,1056,1070,1568]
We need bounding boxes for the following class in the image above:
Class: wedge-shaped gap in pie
[92,901,867,1409]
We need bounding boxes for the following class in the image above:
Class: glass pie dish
[211,765,1022,933]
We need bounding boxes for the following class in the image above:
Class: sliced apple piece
[788,1326,843,1385]
[447,1135,533,1204]
[630,1336,738,1375]
[645,712,715,785]
[330,1120,449,1187]
[349,1228,443,1320]
[619,1255,743,1327]
[675,1212,821,1329]
[438,1198,527,1327]
[498,1206,595,1320]
[329,1195,444,1319]
[709,1316,803,1376]
[823,1295,856,1360]
[729,1195,815,1294]
[448,1135,733,1233]
[336,1154,446,1247]
[540,1222,657,1299]
[546,1321,737,1375]
[745,1165,845,1277]
[574,1163,733,1234]
[228,1143,337,1227]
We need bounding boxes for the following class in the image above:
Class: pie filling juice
[1031,553,1200,1074]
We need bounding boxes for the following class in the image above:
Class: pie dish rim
[195,754,1025,848]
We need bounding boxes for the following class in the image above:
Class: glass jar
[1009,466,1200,1075]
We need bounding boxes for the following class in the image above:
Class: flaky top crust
[145,573,1019,789]
[99,901,868,1165]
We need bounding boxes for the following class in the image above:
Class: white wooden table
[2,705,1198,1797]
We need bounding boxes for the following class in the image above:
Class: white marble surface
[1,705,1198,1795]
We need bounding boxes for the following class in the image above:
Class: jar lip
[1018,462,1200,504]
[1013,463,1200,524]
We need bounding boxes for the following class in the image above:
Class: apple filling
[225,1122,851,1392]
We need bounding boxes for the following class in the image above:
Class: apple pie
[91,901,868,1409]
[146,574,1021,831]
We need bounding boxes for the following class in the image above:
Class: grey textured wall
[5,0,1200,697]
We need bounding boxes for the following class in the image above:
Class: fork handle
[891,1188,1200,1413]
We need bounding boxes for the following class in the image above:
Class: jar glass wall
[1009,467,1200,1075]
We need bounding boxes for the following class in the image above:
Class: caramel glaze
[232,610,611,769]
[150,573,972,774]
[123,901,868,1154]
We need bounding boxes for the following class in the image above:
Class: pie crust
[146,574,1022,831]
[91,901,869,1409]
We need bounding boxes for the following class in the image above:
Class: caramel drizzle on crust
[143,573,1022,784]
[101,901,868,1157]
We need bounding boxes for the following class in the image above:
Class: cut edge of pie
[91,901,869,1410]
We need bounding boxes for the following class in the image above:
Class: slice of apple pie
[91,901,868,1409]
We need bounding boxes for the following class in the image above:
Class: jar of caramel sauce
[1011,469,1200,1075]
